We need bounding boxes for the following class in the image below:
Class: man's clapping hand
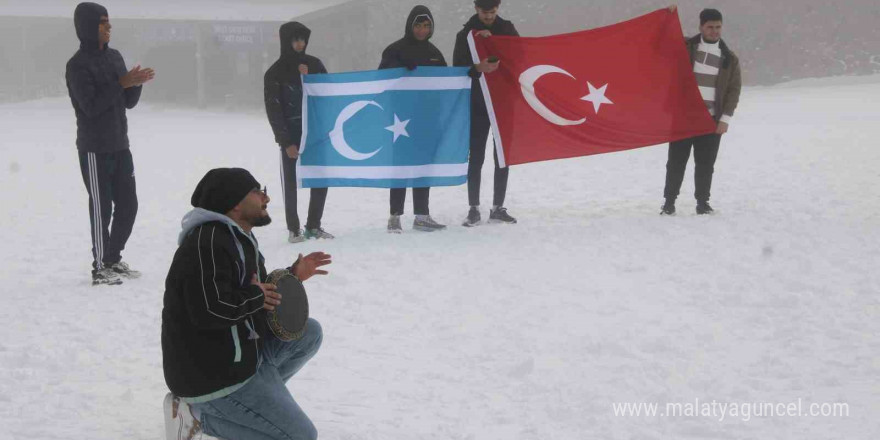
[120,65,155,88]
[292,252,332,282]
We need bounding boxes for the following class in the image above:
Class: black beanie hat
[474,0,501,10]
[191,168,260,215]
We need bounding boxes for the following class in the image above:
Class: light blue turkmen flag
[298,66,471,188]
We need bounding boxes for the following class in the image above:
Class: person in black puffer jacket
[378,5,450,233]
[264,22,334,243]
[66,2,155,285]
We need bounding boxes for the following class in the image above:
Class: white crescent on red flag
[468,9,717,167]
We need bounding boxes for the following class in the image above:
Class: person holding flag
[465,6,720,200]
[661,7,742,215]
[453,0,514,227]
[264,22,334,242]
[298,10,474,220]
[377,5,452,233]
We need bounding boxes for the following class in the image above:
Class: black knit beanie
[474,0,501,10]
[191,168,260,215]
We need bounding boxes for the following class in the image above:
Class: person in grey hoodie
[66,2,155,285]
[161,168,332,440]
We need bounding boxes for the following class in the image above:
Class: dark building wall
[3,1,878,106]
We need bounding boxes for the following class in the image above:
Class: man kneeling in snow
[161,167,331,440]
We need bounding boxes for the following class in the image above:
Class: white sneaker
[164,393,202,440]
[288,229,305,243]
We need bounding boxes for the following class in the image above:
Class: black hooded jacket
[452,14,518,112]
[162,208,269,401]
[264,22,328,148]
[65,2,142,153]
[378,6,447,70]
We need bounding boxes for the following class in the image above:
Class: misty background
[1,0,878,109]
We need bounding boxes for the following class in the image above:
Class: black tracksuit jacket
[162,211,269,400]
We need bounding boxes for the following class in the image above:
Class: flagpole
[467,32,508,168]
[298,75,309,189]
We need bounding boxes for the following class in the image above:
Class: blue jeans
[192,318,323,440]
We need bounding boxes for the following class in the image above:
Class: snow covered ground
[1,75,878,440]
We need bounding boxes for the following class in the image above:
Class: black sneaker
[660,200,676,216]
[110,261,141,279]
[488,207,517,224]
[696,202,714,215]
[92,268,123,286]
[413,215,447,232]
[462,207,481,227]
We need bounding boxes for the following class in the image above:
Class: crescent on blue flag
[298,66,471,188]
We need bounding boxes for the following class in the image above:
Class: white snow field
[1,75,878,440]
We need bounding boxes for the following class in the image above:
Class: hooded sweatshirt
[378,5,447,70]
[264,22,328,148]
[452,13,518,113]
[161,208,269,402]
[65,2,142,153]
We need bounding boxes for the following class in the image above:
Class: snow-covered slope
[0,75,877,440]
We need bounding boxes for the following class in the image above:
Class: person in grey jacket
[66,2,154,285]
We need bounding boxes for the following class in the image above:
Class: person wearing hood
[161,167,332,440]
[453,0,518,227]
[66,2,155,285]
[264,22,334,243]
[378,5,462,233]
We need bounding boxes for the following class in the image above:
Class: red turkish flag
[468,9,716,166]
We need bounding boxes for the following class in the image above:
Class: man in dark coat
[661,7,742,216]
[378,5,450,233]
[453,0,517,227]
[264,22,334,242]
[66,2,154,285]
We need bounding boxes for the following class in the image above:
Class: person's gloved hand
[403,59,418,71]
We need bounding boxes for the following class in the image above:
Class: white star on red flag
[580,82,614,114]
